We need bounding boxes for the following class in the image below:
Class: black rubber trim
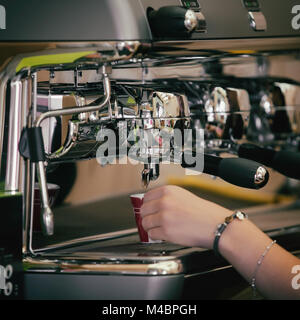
[18,127,46,162]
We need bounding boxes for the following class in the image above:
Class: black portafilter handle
[147,6,198,37]
[181,152,269,189]
[238,143,300,180]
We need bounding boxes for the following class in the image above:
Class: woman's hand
[140,185,231,248]
[141,185,300,299]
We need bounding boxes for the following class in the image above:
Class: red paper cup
[33,183,60,232]
[130,193,162,244]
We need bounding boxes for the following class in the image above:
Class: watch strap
[213,211,248,257]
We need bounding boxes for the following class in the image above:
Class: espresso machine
[0,0,300,300]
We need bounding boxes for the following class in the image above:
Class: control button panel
[243,0,260,11]
[181,0,201,9]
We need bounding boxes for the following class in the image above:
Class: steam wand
[20,65,112,236]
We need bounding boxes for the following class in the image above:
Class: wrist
[217,217,272,279]
[206,208,232,250]
[213,211,248,256]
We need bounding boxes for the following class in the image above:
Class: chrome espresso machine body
[0,0,300,299]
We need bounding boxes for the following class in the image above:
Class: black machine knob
[181,152,269,189]
[147,6,199,37]
[238,143,300,180]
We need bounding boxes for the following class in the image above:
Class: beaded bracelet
[251,240,277,299]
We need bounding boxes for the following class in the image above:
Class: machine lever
[238,143,300,180]
[147,6,199,37]
[181,152,269,189]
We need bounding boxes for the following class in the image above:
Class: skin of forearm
[218,219,300,299]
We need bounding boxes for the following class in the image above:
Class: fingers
[141,211,167,242]
[139,185,181,243]
[147,227,166,241]
[144,185,170,202]
[142,185,174,216]
[140,198,162,216]
[142,213,161,231]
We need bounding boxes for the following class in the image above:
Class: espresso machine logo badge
[0,5,5,30]
[292,5,300,30]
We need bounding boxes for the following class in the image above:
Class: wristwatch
[213,211,248,257]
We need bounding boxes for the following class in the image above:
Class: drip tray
[31,233,223,278]
[45,234,206,260]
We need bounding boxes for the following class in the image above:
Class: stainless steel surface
[24,256,183,276]
[140,0,300,39]
[24,272,185,300]
[0,74,8,176]
[23,74,37,256]
[0,42,141,252]
[39,90,190,162]
[35,69,112,128]
[33,228,138,253]
[37,161,54,236]
[23,160,36,255]
[24,233,202,276]
[5,79,23,191]
[0,0,299,41]
[0,42,141,184]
